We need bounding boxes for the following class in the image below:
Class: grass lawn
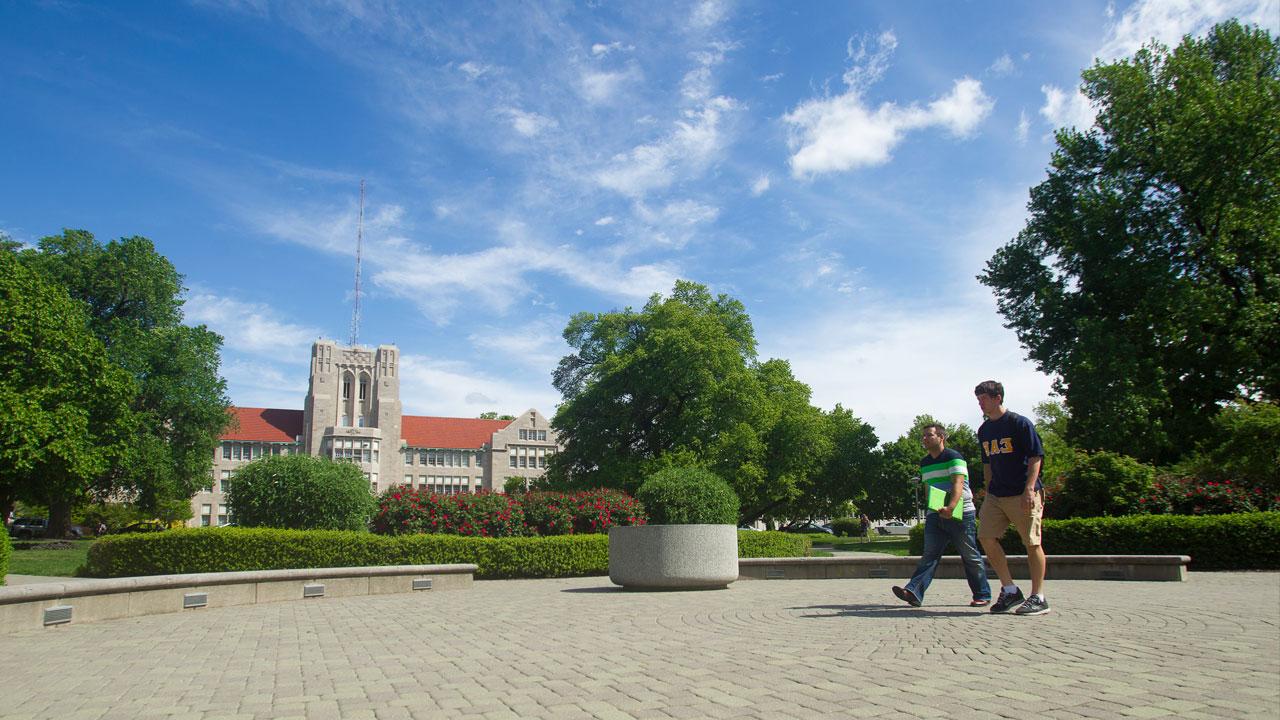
[811,535,912,556]
[5,539,94,577]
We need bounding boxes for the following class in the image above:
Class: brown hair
[922,423,947,440]
[974,380,1004,400]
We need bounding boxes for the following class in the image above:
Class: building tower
[302,340,403,492]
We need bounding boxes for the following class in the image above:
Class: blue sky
[3,0,1276,441]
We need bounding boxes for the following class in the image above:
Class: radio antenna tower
[348,179,365,347]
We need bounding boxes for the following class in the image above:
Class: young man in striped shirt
[892,423,991,608]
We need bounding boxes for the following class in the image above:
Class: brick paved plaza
[1,572,1277,719]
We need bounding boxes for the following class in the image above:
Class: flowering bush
[372,489,525,537]
[520,492,575,536]
[568,489,647,533]
[1141,475,1280,515]
[371,488,645,537]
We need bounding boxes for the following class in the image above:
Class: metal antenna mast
[348,179,365,347]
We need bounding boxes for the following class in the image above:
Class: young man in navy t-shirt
[975,380,1050,616]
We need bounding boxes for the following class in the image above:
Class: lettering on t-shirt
[983,437,1014,456]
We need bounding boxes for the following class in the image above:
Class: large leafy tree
[17,230,231,524]
[547,281,878,524]
[979,21,1279,464]
[0,248,136,534]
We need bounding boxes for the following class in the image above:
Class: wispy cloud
[1015,109,1030,144]
[988,52,1016,77]
[184,289,321,356]
[750,174,770,196]
[399,352,559,418]
[783,31,993,177]
[1039,84,1096,131]
[1096,0,1276,62]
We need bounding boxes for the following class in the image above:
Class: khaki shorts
[978,490,1043,547]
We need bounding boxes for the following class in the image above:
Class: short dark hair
[922,423,947,440]
[974,380,1004,400]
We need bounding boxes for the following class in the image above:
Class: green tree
[225,455,376,531]
[979,21,1280,464]
[1054,451,1155,518]
[547,281,878,524]
[18,230,231,514]
[1179,401,1280,493]
[0,249,136,535]
[479,412,516,420]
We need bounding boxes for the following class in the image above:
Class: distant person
[96,522,107,537]
[892,424,991,608]
[975,380,1049,616]
[859,513,871,543]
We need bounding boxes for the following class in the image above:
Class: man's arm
[940,473,965,518]
[1021,456,1043,510]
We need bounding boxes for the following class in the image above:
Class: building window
[359,379,368,400]
[343,377,351,399]
[222,442,231,460]
[509,454,517,468]
[341,415,351,427]
[201,515,211,527]
[217,514,227,526]
[405,451,414,466]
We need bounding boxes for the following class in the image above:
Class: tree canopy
[546,280,879,524]
[0,249,135,532]
[7,230,231,534]
[979,21,1280,464]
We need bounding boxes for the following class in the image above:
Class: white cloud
[580,69,631,104]
[759,72,784,83]
[751,174,770,196]
[399,353,559,418]
[597,96,738,196]
[988,52,1016,77]
[1039,84,1096,131]
[221,358,310,410]
[505,108,557,137]
[457,61,491,80]
[784,76,993,177]
[633,199,720,228]
[1096,0,1276,62]
[689,0,728,29]
[594,216,616,226]
[842,30,898,92]
[184,291,321,356]
[763,300,1055,440]
[468,317,568,371]
[591,41,632,56]
[1016,109,1031,144]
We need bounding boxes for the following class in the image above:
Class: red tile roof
[223,408,304,443]
[402,416,513,449]
[219,408,512,449]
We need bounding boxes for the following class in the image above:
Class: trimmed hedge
[0,524,10,586]
[830,517,861,537]
[907,512,1280,570]
[737,530,810,558]
[82,526,814,579]
[635,467,737,525]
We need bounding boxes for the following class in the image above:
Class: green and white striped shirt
[919,448,974,514]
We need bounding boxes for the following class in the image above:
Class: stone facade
[188,340,559,527]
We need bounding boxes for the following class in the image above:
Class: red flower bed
[372,488,646,536]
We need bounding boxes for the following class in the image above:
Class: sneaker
[1014,595,1051,616]
[989,588,1025,613]
[892,586,921,607]
[969,599,990,607]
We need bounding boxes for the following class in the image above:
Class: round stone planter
[608,524,739,590]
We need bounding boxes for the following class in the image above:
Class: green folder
[926,485,964,519]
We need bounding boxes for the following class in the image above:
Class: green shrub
[829,517,860,537]
[908,512,1280,570]
[567,489,647,533]
[1181,401,1280,494]
[1143,475,1279,515]
[225,455,376,531]
[737,530,810,558]
[1053,451,1155,518]
[0,524,10,585]
[81,526,817,579]
[372,490,525,537]
[635,467,737,525]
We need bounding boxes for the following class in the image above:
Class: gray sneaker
[1014,595,1051,616]
[990,588,1025,613]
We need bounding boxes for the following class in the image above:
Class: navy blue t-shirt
[978,411,1044,497]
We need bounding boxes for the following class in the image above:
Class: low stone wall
[0,564,476,633]
[739,555,1189,582]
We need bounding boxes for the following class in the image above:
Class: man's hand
[940,504,957,520]
[1021,488,1036,512]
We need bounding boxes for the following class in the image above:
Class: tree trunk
[46,498,73,539]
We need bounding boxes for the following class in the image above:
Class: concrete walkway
[1,572,1277,719]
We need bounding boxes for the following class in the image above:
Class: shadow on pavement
[791,603,981,618]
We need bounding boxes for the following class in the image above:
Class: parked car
[8,517,48,539]
[876,521,911,536]
[783,522,834,534]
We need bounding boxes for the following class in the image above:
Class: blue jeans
[904,510,991,604]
